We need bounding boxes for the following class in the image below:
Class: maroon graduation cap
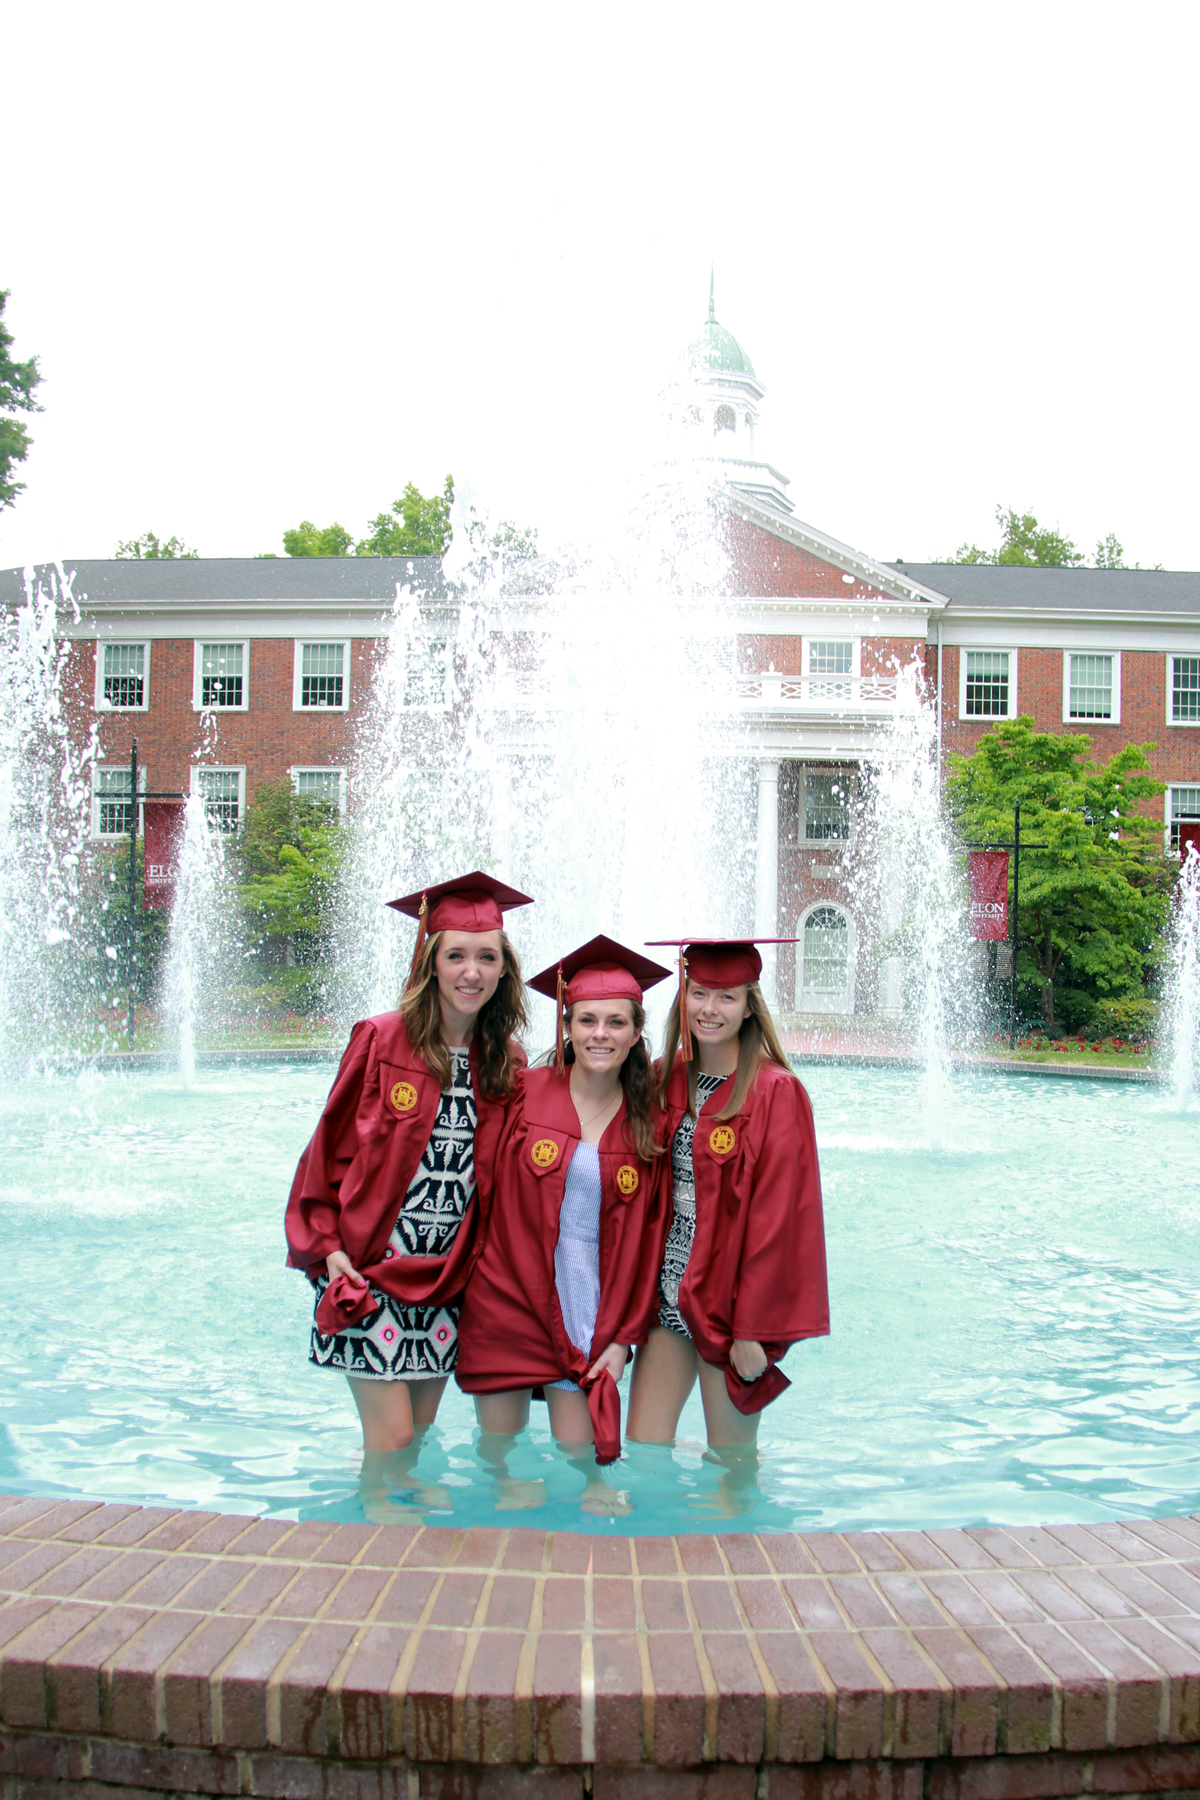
[646,937,799,1061]
[388,871,534,987]
[529,935,671,1075]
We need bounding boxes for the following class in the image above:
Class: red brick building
[3,300,1196,1023]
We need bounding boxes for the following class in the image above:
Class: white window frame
[192,639,250,712]
[800,767,854,843]
[94,639,152,712]
[290,765,348,814]
[292,639,351,712]
[190,764,247,832]
[403,635,451,711]
[1166,784,1200,853]
[1063,650,1121,726]
[802,637,860,679]
[796,901,857,1016]
[1167,654,1200,728]
[957,647,1018,722]
[92,762,147,839]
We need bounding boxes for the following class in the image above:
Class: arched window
[802,906,850,994]
[714,404,735,435]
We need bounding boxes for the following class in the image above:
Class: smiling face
[686,981,751,1053]
[434,929,504,1028]
[566,997,641,1077]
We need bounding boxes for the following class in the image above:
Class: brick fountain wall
[5,1495,1200,1800]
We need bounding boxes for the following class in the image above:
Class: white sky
[3,0,1198,573]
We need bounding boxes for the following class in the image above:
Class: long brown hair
[542,999,665,1162]
[398,929,528,1101]
[657,981,792,1120]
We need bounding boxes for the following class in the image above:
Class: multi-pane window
[965,650,1010,717]
[804,770,851,840]
[97,769,135,836]
[1172,657,1200,724]
[197,768,242,832]
[101,643,146,709]
[1068,653,1114,720]
[802,907,850,991]
[405,639,448,706]
[808,641,853,676]
[200,643,244,708]
[295,770,341,808]
[300,643,345,708]
[1170,787,1200,851]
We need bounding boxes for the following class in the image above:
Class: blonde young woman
[626,938,829,1449]
[285,872,530,1454]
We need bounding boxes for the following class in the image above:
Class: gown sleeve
[284,1020,374,1274]
[729,1074,829,1347]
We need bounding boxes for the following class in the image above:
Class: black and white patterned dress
[658,1072,727,1338]
[310,1049,477,1380]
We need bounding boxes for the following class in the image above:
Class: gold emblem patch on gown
[709,1124,736,1154]
[616,1164,639,1194]
[531,1138,559,1168]
[390,1081,418,1113]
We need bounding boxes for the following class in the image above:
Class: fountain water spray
[163,794,235,1085]
[858,662,971,1148]
[1165,843,1200,1110]
[0,566,96,1063]
[334,475,754,1047]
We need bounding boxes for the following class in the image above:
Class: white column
[754,758,780,1004]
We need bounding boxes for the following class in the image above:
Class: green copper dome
[689,274,755,376]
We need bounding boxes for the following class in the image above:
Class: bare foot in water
[493,1478,547,1511]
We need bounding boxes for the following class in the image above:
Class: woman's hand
[326,1250,367,1286]
[586,1342,629,1384]
[730,1339,768,1382]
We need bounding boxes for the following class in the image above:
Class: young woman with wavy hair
[285,872,531,1454]
[626,938,829,1451]
[456,937,670,1468]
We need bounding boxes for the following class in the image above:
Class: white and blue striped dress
[548,1142,602,1391]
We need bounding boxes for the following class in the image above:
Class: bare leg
[347,1376,416,1452]
[626,1327,699,1443]
[346,1375,450,1452]
[546,1387,632,1518]
[473,1390,544,1511]
[696,1357,762,1447]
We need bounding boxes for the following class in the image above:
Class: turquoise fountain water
[3,1057,1195,1536]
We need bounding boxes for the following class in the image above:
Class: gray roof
[891,562,1200,615]
[0,556,447,606]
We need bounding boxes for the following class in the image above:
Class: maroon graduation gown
[659,1053,829,1412]
[456,1067,668,1462]
[284,1012,520,1330]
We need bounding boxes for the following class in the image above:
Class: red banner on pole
[968,850,1009,940]
[1181,823,1200,864]
[143,800,185,910]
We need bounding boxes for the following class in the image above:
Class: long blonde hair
[657,981,791,1120]
[398,929,527,1100]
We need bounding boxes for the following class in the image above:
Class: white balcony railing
[736,674,899,710]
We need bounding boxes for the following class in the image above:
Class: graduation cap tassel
[406,894,429,991]
[677,951,693,1064]
[555,964,567,1076]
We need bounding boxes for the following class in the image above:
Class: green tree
[946,719,1171,1030]
[0,290,43,512]
[235,778,345,960]
[356,476,455,557]
[115,531,198,559]
[953,505,1084,567]
[281,519,355,557]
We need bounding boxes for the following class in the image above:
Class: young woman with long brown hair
[456,937,670,1467]
[626,938,829,1450]
[285,872,531,1455]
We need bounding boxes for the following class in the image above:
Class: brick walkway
[5,1495,1200,1796]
